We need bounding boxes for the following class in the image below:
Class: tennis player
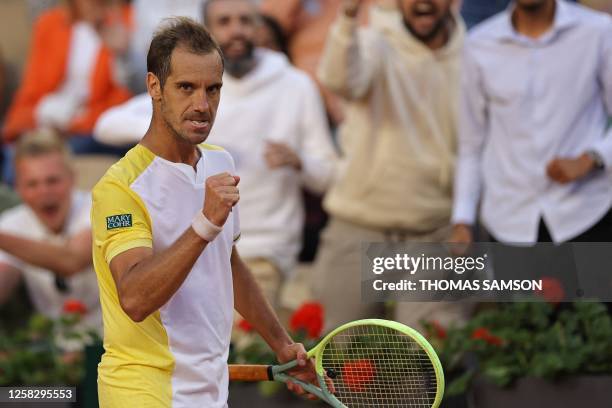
[91,18,315,407]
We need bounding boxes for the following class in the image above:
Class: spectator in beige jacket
[314,0,467,331]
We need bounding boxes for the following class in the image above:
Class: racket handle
[229,364,273,381]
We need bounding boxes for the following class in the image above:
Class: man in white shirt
[0,130,102,333]
[95,0,337,308]
[451,0,612,245]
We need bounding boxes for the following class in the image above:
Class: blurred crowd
[0,0,610,339]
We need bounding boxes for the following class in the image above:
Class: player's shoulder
[93,144,155,198]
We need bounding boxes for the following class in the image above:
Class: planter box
[470,376,612,408]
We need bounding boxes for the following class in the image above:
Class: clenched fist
[203,172,240,227]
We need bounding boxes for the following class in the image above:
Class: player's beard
[160,99,206,145]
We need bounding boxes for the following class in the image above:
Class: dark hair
[147,17,223,88]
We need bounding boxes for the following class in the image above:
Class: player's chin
[182,129,210,145]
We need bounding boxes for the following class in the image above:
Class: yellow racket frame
[268,319,444,408]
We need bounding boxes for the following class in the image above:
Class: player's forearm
[231,253,293,354]
[0,232,90,277]
[114,227,208,322]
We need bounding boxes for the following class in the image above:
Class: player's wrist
[191,211,223,242]
[271,337,296,360]
[274,341,301,364]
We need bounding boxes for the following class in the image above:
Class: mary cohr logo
[106,214,133,230]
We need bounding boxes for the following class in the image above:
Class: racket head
[310,319,444,408]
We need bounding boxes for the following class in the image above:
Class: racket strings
[321,325,437,407]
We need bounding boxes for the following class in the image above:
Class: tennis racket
[229,318,444,407]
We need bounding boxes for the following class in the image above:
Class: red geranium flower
[471,327,503,346]
[63,299,88,315]
[535,277,565,305]
[289,302,324,339]
[471,327,491,340]
[341,359,376,392]
[237,318,254,333]
[485,335,504,346]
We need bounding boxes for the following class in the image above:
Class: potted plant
[424,301,612,407]
[0,299,100,407]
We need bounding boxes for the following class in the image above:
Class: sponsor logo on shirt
[106,214,133,230]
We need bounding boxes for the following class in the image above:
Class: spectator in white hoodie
[94,0,337,308]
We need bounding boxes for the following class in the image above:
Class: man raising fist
[91,18,315,408]
[314,0,466,330]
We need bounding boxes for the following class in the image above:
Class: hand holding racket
[230,319,444,407]
[273,342,331,400]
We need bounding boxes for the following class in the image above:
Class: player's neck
[141,122,200,168]
[512,0,556,39]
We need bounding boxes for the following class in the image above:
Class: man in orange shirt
[2,0,131,151]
